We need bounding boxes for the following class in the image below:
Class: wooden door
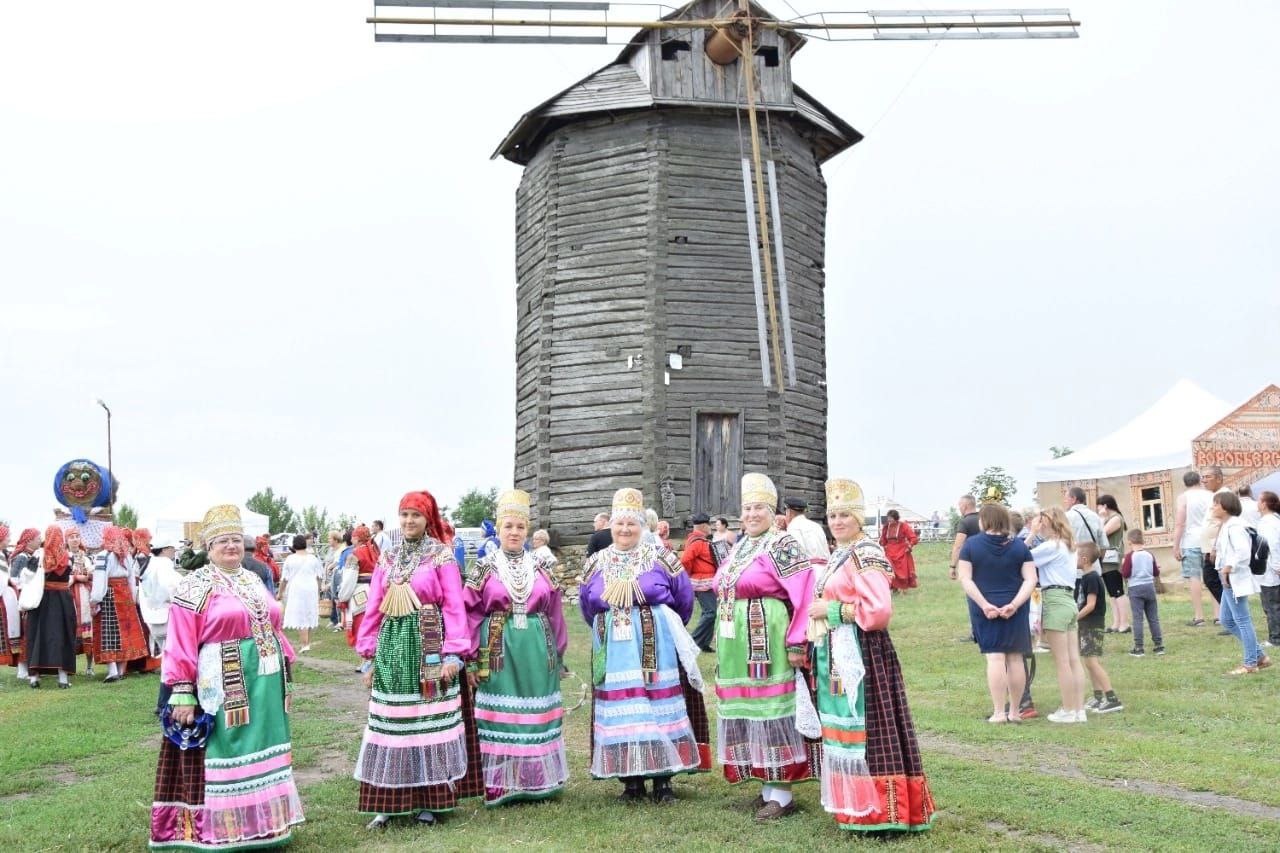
[694,412,742,517]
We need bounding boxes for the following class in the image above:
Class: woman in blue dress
[956,503,1036,723]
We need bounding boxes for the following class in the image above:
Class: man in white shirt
[370,520,391,554]
[1198,466,1233,612]
[1064,487,1108,571]
[1238,486,1261,527]
[1172,471,1213,626]
[783,497,831,567]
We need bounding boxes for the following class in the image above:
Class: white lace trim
[476,691,562,711]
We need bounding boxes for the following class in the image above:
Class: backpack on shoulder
[1247,528,1270,576]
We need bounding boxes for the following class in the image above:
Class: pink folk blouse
[464,569,568,658]
[356,550,470,660]
[163,580,296,688]
[725,555,816,647]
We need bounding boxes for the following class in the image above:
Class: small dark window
[676,344,692,358]
[756,46,779,67]
[662,39,691,61]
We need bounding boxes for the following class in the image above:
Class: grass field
[3,542,1279,851]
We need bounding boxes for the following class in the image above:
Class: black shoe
[103,675,122,684]
[651,779,676,805]
[29,678,39,689]
[57,682,70,690]
[618,780,647,803]
[1153,645,1166,655]
[415,811,437,826]
[1129,648,1145,657]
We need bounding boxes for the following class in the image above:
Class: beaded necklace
[498,548,535,629]
[600,543,650,640]
[381,537,428,618]
[211,566,280,675]
[716,531,770,638]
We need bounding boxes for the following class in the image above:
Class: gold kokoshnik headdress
[200,504,244,546]
[741,472,778,510]
[610,487,646,525]
[825,478,865,517]
[496,488,531,523]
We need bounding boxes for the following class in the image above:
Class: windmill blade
[369,1,724,45]
[780,9,1080,41]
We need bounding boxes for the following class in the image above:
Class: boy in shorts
[1076,542,1123,713]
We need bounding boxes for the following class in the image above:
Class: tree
[116,503,139,529]
[451,488,498,528]
[246,487,298,535]
[947,506,961,535]
[969,467,1018,507]
[1050,446,1075,458]
[334,513,359,534]
[298,505,331,536]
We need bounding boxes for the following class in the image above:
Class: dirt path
[289,655,368,786]
[919,732,1280,821]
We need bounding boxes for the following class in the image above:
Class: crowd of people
[12,461,1278,849]
[948,465,1280,727]
[2,470,936,850]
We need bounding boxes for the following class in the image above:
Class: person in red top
[879,509,920,592]
[680,513,719,652]
[255,535,282,585]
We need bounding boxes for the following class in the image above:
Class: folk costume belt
[44,581,71,591]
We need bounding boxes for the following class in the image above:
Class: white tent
[148,481,269,545]
[1034,380,1230,481]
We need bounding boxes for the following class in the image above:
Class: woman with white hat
[464,488,570,806]
[714,473,817,821]
[580,487,710,805]
[806,478,936,833]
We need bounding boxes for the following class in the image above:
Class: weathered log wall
[514,108,831,545]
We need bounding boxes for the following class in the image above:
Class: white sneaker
[1075,709,1088,723]
[1047,708,1076,723]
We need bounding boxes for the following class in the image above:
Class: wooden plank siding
[513,104,833,545]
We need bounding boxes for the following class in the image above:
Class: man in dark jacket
[585,512,612,557]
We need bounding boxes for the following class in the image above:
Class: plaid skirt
[845,630,936,831]
[94,577,150,664]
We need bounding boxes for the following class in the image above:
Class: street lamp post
[96,398,113,508]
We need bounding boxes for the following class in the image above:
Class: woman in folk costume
[151,504,303,851]
[339,525,379,656]
[254,536,281,587]
[354,490,482,829]
[65,527,97,676]
[8,527,41,679]
[131,528,165,672]
[878,510,920,592]
[579,487,711,805]
[464,489,570,806]
[715,473,818,822]
[25,525,79,688]
[806,479,936,834]
[93,525,150,682]
[0,525,23,672]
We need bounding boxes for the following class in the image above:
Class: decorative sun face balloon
[53,459,114,523]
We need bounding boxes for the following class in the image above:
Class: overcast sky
[2,1,1277,531]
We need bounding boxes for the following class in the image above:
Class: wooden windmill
[369,2,1080,545]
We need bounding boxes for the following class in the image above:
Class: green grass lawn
[2,543,1278,851]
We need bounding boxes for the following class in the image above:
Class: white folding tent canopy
[1034,380,1230,481]
[148,481,269,545]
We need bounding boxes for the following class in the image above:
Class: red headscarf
[399,490,449,542]
[0,524,10,547]
[122,528,135,548]
[254,535,281,583]
[352,525,372,545]
[13,528,40,555]
[103,526,130,563]
[43,525,69,574]
[133,528,152,554]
